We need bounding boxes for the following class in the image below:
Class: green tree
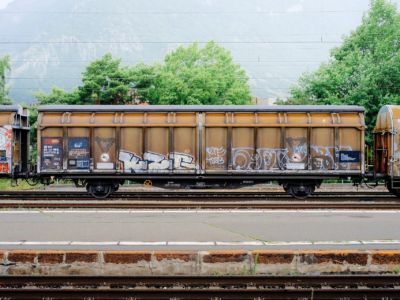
[125,63,159,104]
[0,55,12,105]
[152,41,251,105]
[35,86,80,105]
[34,42,251,106]
[78,53,135,104]
[35,54,139,105]
[284,0,400,142]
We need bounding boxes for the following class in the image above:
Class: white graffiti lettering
[171,152,196,170]
[144,152,171,170]
[232,148,289,170]
[231,145,354,171]
[119,150,147,170]
[119,150,196,171]
[206,147,226,166]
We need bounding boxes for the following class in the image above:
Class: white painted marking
[167,241,216,246]
[70,241,118,246]
[361,240,398,244]
[312,240,362,245]
[264,241,313,246]
[22,241,71,245]
[215,241,264,246]
[0,241,22,245]
[119,241,167,246]
[0,240,400,247]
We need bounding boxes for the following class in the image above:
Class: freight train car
[0,105,30,177]
[374,105,400,196]
[37,105,365,198]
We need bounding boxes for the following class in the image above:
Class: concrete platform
[0,210,400,250]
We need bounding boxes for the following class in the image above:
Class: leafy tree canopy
[78,53,134,104]
[282,0,400,143]
[151,41,251,105]
[0,55,11,105]
[34,86,80,105]
[35,41,251,105]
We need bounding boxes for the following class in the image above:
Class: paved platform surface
[0,210,399,250]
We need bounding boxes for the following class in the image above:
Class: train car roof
[375,105,400,132]
[0,105,22,112]
[38,105,365,113]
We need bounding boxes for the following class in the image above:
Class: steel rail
[0,190,396,200]
[0,189,392,193]
[0,275,399,300]
[0,191,398,209]
[1,201,400,209]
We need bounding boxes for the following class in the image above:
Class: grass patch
[0,178,43,191]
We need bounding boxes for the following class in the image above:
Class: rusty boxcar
[0,105,30,177]
[374,105,400,195]
[37,105,365,198]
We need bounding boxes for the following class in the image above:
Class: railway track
[0,190,399,209]
[0,190,394,200]
[0,275,399,299]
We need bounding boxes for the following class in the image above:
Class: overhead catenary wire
[0,40,343,44]
[0,10,371,15]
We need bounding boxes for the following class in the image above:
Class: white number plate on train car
[286,163,305,170]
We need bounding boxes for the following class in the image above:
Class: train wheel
[86,182,115,199]
[386,180,400,197]
[391,190,400,197]
[387,183,400,197]
[285,182,315,199]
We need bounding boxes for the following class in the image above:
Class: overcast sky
[0,0,12,9]
[1,0,400,102]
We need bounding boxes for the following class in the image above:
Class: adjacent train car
[374,105,400,196]
[37,105,365,198]
[0,105,30,177]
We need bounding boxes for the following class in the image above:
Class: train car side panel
[0,121,12,174]
[374,105,400,193]
[204,112,228,172]
[37,105,365,198]
[0,106,30,177]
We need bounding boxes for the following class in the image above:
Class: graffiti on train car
[228,137,359,171]
[171,152,196,170]
[310,146,335,170]
[286,137,308,163]
[119,150,196,171]
[95,137,115,162]
[144,152,171,170]
[119,151,147,171]
[206,147,226,166]
[0,126,12,173]
[232,148,289,170]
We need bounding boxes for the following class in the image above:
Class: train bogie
[0,105,30,177]
[37,105,365,198]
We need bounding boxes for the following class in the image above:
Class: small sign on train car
[68,137,90,169]
[42,137,63,170]
[339,151,361,163]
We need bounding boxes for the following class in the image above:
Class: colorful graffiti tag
[119,150,196,172]
[0,126,12,173]
[206,147,226,167]
[229,137,357,171]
